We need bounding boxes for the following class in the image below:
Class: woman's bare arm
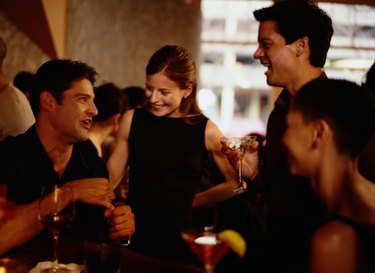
[192,120,239,207]
[107,109,134,189]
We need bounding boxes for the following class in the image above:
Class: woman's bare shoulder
[312,219,358,253]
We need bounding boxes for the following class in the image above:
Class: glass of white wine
[38,185,75,273]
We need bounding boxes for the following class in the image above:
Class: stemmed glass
[222,136,256,194]
[181,226,229,273]
[38,185,75,273]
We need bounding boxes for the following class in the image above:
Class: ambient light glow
[195,236,217,245]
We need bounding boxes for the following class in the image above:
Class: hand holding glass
[222,136,256,194]
[112,198,131,246]
[39,185,75,273]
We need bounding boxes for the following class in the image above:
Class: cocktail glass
[181,226,229,273]
[38,185,75,273]
[222,136,256,194]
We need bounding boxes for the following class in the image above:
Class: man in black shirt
[222,1,333,272]
[0,59,135,262]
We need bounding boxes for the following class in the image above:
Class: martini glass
[38,185,75,273]
[222,136,256,194]
[181,226,229,273]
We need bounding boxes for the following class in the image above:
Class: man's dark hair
[254,0,333,67]
[29,59,98,116]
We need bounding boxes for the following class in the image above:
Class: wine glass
[38,185,75,273]
[181,226,229,273]
[222,136,256,194]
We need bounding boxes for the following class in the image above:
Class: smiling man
[0,59,135,262]
[252,2,333,273]
[221,1,334,273]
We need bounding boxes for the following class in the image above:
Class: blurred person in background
[89,82,127,160]
[122,85,146,109]
[13,71,34,99]
[0,36,35,141]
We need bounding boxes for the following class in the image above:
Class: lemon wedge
[219,229,246,257]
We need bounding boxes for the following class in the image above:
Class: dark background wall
[0,0,201,88]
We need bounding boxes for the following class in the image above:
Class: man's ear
[296,36,308,57]
[40,91,55,111]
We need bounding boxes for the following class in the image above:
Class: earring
[184,96,188,99]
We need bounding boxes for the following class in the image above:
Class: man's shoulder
[74,140,103,160]
[75,139,98,152]
[0,127,35,155]
[73,140,108,177]
[0,133,26,150]
[0,135,23,167]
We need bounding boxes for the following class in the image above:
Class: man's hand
[221,137,260,180]
[104,205,135,238]
[63,178,114,209]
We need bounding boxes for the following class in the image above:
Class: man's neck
[36,122,73,177]
[285,67,324,98]
[49,145,73,177]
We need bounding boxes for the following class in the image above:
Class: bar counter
[0,248,205,273]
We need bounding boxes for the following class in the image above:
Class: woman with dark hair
[283,78,375,273]
[107,45,238,263]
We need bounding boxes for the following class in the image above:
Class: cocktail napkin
[29,261,84,273]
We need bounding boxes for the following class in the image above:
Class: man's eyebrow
[74,93,94,99]
[75,92,91,97]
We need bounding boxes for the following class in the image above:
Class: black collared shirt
[0,125,109,262]
[259,73,327,273]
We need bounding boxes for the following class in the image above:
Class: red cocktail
[181,227,229,273]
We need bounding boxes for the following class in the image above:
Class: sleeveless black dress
[127,108,208,262]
